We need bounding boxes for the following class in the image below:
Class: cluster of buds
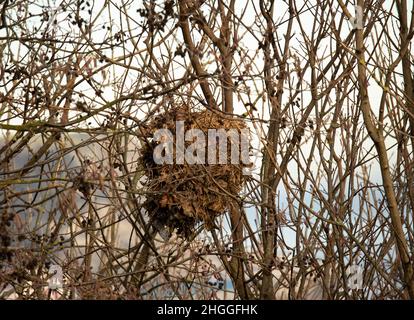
[72,158,105,197]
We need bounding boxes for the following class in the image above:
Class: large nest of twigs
[139,106,250,239]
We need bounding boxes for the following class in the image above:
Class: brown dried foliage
[140,106,250,238]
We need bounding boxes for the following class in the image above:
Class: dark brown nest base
[139,106,250,239]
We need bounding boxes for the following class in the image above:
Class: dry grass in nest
[139,106,250,239]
